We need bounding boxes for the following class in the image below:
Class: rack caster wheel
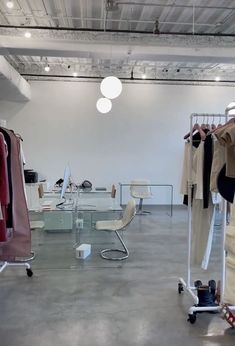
[26,268,33,277]
[188,313,197,324]
[178,283,184,294]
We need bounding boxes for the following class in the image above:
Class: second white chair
[95,199,136,260]
[130,179,152,214]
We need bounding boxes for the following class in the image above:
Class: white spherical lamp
[100,76,122,99]
[96,98,112,114]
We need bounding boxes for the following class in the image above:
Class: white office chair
[95,199,136,260]
[130,179,152,215]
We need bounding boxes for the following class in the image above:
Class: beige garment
[193,141,204,200]
[210,137,225,192]
[224,255,235,305]
[225,202,235,255]
[191,187,214,266]
[224,202,235,304]
[215,123,235,178]
[180,141,203,199]
[225,225,235,257]
[180,142,194,195]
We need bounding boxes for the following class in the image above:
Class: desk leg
[120,185,123,206]
[170,185,173,217]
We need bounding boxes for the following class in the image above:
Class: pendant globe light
[100,76,122,99]
[96,97,112,114]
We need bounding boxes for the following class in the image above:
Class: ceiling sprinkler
[106,0,119,11]
[153,19,160,35]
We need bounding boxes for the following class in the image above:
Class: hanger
[183,116,199,139]
[194,123,206,140]
[208,117,235,136]
[210,116,216,131]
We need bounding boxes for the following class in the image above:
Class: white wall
[1,80,235,204]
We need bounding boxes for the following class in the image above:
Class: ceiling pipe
[0,13,220,27]
[115,1,235,11]
[21,73,235,84]
[0,18,218,30]
[2,24,235,37]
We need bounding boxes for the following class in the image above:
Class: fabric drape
[0,128,31,260]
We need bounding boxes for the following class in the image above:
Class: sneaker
[197,286,218,307]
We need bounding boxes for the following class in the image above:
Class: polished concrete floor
[0,206,234,346]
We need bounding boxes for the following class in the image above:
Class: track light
[44,65,50,72]
[153,19,160,34]
[6,1,14,9]
[24,32,31,38]
[130,70,134,80]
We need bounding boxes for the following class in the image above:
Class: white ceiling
[1,0,235,82]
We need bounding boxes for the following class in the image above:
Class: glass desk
[29,192,122,250]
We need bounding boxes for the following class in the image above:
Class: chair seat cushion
[96,219,124,231]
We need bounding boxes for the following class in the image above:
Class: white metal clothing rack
[0,260,33,277]
[178,112,235,324]
[0,251,34,277]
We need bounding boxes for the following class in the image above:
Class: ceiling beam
[0,56,31,101]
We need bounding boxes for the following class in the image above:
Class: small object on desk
[42,200,53,209]
[76,244,91,259]
[95,187,107,191]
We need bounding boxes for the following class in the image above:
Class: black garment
[203,134,213,209]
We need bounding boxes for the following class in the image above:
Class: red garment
[0,129,31,260]
[0,133,9,242]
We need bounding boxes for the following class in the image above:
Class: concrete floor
[0,206,234,346]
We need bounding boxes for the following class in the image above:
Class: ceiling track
[115,1,235,12]
[21,73,235,84]
[1,14,217,28]
[1,24,235,37]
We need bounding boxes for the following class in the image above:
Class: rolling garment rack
[0,126,33,278]
[178,112,235,324]
[0,259,33,277]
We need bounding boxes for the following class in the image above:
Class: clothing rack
[178,112,235,324]
[0,127,33,277]
[0,261,33,277]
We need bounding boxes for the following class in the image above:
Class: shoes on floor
[194,279,218,307]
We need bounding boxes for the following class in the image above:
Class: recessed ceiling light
[142,74,146,79]
[215,76,221,82]
[24,32,31,38]
[73,72,78,77]
[44,65,50,72]
[6,1,14,9]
